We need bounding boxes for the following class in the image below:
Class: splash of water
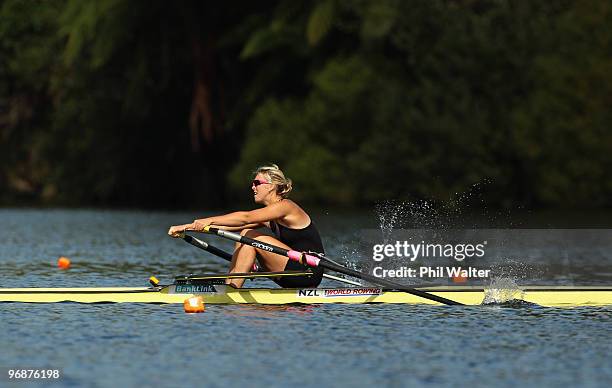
[375,200,410,242]
[371,182,540,291]
[374,180,494,232]
[489,260,544,283]
[336,245,363,271]
[482,277,525,304]
[482,260,545,304]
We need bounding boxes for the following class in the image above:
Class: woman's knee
[240,228,258,238]
[242,228,271,240]
[239,229,290,250]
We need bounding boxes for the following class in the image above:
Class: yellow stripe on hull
[1,286,611,306]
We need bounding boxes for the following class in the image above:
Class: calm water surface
[1,209,611,387]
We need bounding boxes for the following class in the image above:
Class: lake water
[1,209,611,387]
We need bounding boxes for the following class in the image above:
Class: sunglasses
[252,179,272,187]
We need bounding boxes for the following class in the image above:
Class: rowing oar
[201,227,463,306]
[181,234,362,286]
[182,234,233,261]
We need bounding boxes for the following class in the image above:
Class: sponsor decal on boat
[297,288,383,298]
[174,284,218,294]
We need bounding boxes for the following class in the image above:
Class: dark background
[1,0,610,210]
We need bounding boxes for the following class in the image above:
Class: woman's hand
[167,219,211,237]
[193,219,210,232]
[167,225,186,238]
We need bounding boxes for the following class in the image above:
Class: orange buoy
[57,257,71,269]
[184,296,205,313]
[452,274,467,283]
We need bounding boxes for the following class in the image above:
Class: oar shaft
[204,227,463,306]
[314,257,461,305]
[209,228,317,263]
[183,234,232,260]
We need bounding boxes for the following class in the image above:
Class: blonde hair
[254,164,293,198]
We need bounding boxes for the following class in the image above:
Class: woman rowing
[168,164,325,288]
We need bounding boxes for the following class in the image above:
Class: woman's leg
[227,229,291,288]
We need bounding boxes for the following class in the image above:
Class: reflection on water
[217,304,321,320]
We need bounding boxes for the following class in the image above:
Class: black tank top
[269,220,325,288]
[270,220,325,254]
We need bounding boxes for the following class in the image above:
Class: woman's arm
[168,202,288,237]
[196,202,288,228]
[207,223,264,232]
[167,222,264,237]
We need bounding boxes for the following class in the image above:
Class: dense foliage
[1,0,610,208]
